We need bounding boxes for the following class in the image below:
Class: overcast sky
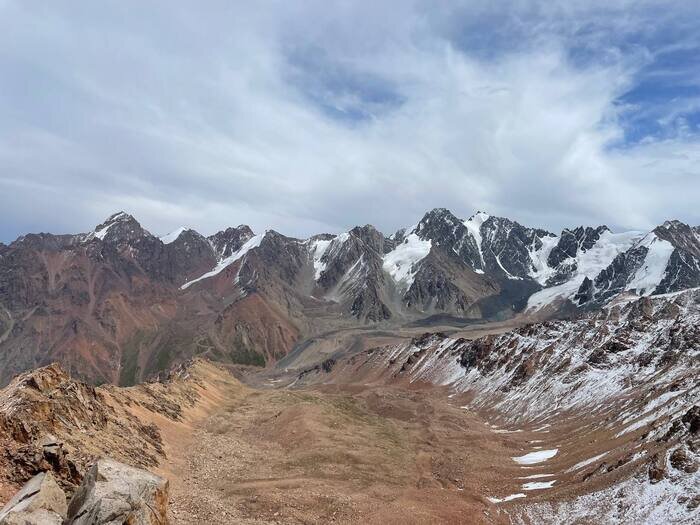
[1,1,699,242]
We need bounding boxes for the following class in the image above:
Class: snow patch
[625,233,675,295]
[487,493,526,503]
[382,233,432,289]
[463,212,489,267]
[160,227,188,244]
[527,230,642,310]
[522,480,556,490]
[310,238,332,280]
[512,449,559,465]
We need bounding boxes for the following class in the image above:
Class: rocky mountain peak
[349,224,387,254]
[208,225,255,258]
[654,220,700,255]
[467,210,491,226]
[416,208,462,234]
[90,211,152,245]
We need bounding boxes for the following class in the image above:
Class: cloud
[0,0,699,243]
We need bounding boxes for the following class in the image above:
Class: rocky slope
[0,357,229,502]
[1,209,699,386]
[298,289,700,522]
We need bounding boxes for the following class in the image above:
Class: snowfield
[382,233,432,289]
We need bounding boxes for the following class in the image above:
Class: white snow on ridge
[463,212,490,267]
[309,238,332,280]
[181,233,264,290]
[527,230,643,310]
[382,233,432,289]
[93,225,111,241]
[528,235,562,285]
[160,227,188,244]
[625,233,675,296]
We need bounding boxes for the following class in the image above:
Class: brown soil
[164,380,520,524]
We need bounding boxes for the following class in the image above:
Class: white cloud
[0,0,698,242]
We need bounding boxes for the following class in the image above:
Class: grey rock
[66,458,168,525]
[0,472,67,525]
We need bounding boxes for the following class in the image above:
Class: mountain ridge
[1,208,699,386]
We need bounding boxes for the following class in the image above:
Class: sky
[1,1,699,243]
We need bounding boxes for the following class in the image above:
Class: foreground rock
[66,459,169,525]
[0,472,67,524]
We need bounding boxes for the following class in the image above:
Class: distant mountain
[0,208,698,385]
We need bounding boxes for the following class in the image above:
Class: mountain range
[1,208,699,386]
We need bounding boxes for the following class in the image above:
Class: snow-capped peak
[467,211,490,227]
[91,211,138,241]
[160,227,189,245]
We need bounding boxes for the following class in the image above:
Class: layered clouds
[0,0,699,241]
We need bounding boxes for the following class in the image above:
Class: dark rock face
[244,230,306,287]
[404,250,496,315]
[314,227,392,321]
[579,244,650,305]
[653,221,700,294]
[87,212,174,282]
[545,226,609,286]
[478,216,554,279]
[163,230,217,284]
[208,225,254,258]
[412,208,483,271]
[574,276,595,305]
[548,226,608,268]
[349,225,391,255]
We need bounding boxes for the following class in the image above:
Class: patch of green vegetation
[119,330,149,386]
[229,331,266,367]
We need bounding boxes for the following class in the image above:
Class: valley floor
[158,372,643,524]
[164,379,518,524]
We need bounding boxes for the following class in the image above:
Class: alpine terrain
[0,209,698,524]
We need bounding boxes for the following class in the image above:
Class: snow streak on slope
[382,233,432,289]
[160,227,188,244]
[527,230,642,310]
[521,472,700,524]
[309,238,333,280]
[463,211,489,270]
[181,233,263,289]
[626,232,675,295]
[92,211,129,240]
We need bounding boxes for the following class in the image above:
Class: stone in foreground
[66,458,169,525]
[0,472,67,525]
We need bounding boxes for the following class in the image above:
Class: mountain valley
[0,210,699,524]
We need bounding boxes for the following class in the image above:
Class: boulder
[65,458,169,525]
[669,446,698,474]
[0,472,67,524]
[648,453,667,483]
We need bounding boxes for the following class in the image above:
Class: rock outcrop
[0,472,67,525]
[66,459,169,525]
[0,459,170,525]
